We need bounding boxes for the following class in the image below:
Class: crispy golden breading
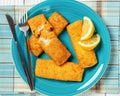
[67,20,97,68]
[34,21,54,38]
[28,14,47,35]
[48,12,68,35]
[35,59,84,81]
[39,32,71,65]
[28,12,68,36]
[28,14,54,56]
[29,35,42,56]
[28,12,68,56]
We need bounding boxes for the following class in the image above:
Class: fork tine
[21,17,23,24]
[23,14,25,23]
[19,9,28,24]
[25,12,28,20]
[20,16,23,24]
[23,13,27,23]
[18,15,21,24]
[18,12,21,24]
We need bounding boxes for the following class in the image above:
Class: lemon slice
[81,16,95,40]
[78,34,100,50]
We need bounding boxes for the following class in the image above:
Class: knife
[5,14,33,91]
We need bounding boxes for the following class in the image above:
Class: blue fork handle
[25,36,34,90]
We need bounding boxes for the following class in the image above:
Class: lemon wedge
[81,16,95,40]
[78,34,100,50]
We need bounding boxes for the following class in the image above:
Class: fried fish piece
[67,20,97,68]
[35,59,84,81]
[28,12,68,36]
[28,14,54,56]
[28,35,42,56]
[48,12,68,35]
[39,32,71,65]
[28,24,54,57]
[28,12,68,56]
[27,14,47,36]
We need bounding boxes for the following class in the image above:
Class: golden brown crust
[28,14,47,35]
[48,12,68,35]
[34,21,53,37]
[28,12,68,37]
[39,32,71,65]
[35,59,84,81]
[67,20,97,68]
[28,12,68,56]
[29,35,42,56]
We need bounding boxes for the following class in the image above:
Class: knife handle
[16,41,33,90]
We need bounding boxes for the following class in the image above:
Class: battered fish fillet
[48,12,68,35]
[28,35,42,56]
[67,20,97,68]
[39,32,71,65]
[28,12,68,56]
[35,59,84,81]
[28,14,54,56]
[27,14,47,36]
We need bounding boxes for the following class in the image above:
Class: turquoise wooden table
[0,0,120,96]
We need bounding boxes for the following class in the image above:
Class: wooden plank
[106,94,120,96]
[14,0,24,5]
[0,6,14,24]
[0,0,119,95]
[78,92,105,96]
[119,75,120,88]
[111,41,118,51]
[0,39,13,62]
[25,0,44,5]
[0,51,13,63]
[102,2,119,26]
[0,0,23,5]
[100,88,119,94]
[0,64,14,71]
[100,79,118,85]
[109,53,118,65]
[0,0,14,5]
[109,27,119,41]
[0,25,12,38]
[14,77,33,92]
[0,39,12,47]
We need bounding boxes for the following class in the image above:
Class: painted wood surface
[0,0,120,96]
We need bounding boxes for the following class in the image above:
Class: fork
[18,13,34,90]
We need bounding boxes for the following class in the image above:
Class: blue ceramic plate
[12,0,110,95]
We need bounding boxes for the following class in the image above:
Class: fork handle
[25,36,34,90]
[16,41,33,91]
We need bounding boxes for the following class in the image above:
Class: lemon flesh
[78,34,100,50]
[81,16,95,40]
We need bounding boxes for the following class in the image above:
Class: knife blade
[6,14,17,42]
[5,14,33,91]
